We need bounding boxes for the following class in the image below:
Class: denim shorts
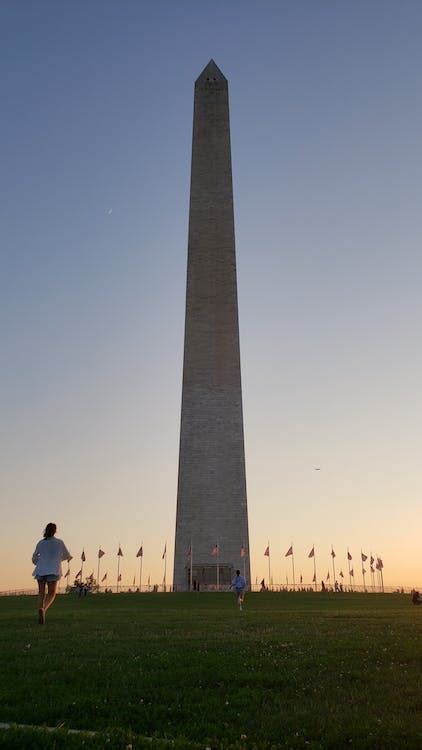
[36,574,60,582]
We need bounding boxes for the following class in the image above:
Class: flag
[117,546,123,557]
[136,546,143,558]
[240,545,246,558]
[88,571,94,581]
[75,569,82,578]
[264,545,270,557]
[308,547,315,558]
[118,573,122,582]
[350,568,354,577]
[285,546,293,557]
[211,544,219,557]
[326,571,330,581]
[331,548,336,558]
[347,551,352,561]
[312,573,316,583]
[339,570,344,578]
[98,548,105,559]
[361,552,367,562]
[370,565,375,573]
[162,544,167,559]
[101,572,107,582]
[186,545,192,558]
[81,549,86,562]
[377,558,383,570]
[370,555,374,566]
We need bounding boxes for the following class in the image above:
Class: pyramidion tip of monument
[195,59,228,87]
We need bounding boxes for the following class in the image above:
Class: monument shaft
[173,61,250,590]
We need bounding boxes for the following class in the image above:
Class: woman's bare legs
[37,580,58,623]
[44,581,58,614]
[37,581,46,624]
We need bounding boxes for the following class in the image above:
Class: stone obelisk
[173,60,250,591]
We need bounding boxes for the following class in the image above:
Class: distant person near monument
[230,569,246,610]
[32,523,72,624]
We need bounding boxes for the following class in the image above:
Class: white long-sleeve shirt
[32,537,71,578]
[231,574,246,591]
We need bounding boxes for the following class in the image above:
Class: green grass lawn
[0,592,420,749]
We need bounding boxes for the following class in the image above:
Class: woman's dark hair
[44,523,57,539]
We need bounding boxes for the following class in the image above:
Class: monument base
[185,564,233,591]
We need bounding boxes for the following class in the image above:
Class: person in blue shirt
[230,569,246,610]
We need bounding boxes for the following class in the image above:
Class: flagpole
[242,541,246,580]
[163,542,167,592]
[117,547,121,593]
[291,544,295,591]
[377,555,384,593]
[313,546,317,592]
[97,555,100,593]
[217,542,220,592]
[331,546,336,585]
[370,552,374,592]
[267,541,271,591]
[347,549,352,590]
[140,554,143,591]
[190,540,193,591]
[361,550,366,592]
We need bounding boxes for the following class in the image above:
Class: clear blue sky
[1,1,421,589]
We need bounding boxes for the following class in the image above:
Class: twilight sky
[1,1,421,590]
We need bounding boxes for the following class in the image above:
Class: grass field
[0,592,420,749]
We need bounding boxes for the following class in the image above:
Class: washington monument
[173,60,250,591]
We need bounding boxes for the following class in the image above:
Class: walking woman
[32,523,72,624]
